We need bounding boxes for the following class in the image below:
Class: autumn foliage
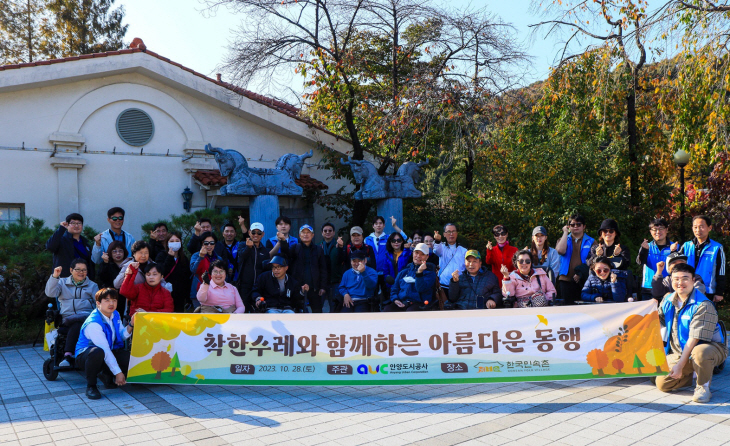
[151,351,171,380]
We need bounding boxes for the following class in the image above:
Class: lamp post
[182,187,193,212]
[673,149,690,241]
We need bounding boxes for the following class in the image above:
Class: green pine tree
[44,0,127,57]
[0,0,54,63]
[170,352,180,377]
[633,354,644,374]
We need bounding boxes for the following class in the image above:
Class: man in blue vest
[555,214,595,305]
[676,215,726,303]
[636,218,675,301]
[75,288,134,400]
[266,216,299,256]
[656,263,726,403]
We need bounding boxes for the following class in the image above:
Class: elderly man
[339,250,379,313]
[677,215,726,303]
[383,243,437,312]
[448,250,502,310]
[75,288,134,400]
[287,224,328,313]
[235,222,270,308]
[656,263,726,403]
[252,256,309,314]
[432,223,467,291]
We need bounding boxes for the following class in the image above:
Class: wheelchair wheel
[43,358,58,381]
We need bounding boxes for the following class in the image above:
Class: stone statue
[340,157,428,200]
[205,144,313,196]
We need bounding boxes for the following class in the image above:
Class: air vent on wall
[116,108,154,146]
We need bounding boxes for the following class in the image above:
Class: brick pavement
[1,345,730,445]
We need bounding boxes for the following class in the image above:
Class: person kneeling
[339,251,378,313]
[75,288,134,400]
[383,244,436,312]
[656,263,726,403]
[252,256,308,314]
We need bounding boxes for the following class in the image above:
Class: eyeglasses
[569,223,582,227]
[203,241,216,246]
[672,276,692,283]
[494,232,508,237]
[110,216,124,221]
[68,222,83,226]
[444,230,457,234]
[111,249,124,254]
[72,268,88,273]
[251,231,263,235]
[323,229,334,233]
[516,259,531,264]
[211,270,226,275]
[595,268,610,274]
[601,229,616,234]
[649,227,666,232]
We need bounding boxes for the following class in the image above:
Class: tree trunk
[155,370,161,379]
[626,73,639,208]
[465,149,474,191]
[171,367,176,377]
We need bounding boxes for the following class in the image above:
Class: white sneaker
[59,358,71,368]
[693,385,712,403]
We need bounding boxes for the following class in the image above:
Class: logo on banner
[357,364,389,375]
[473,361,504,373]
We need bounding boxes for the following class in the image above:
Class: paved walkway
[1,345,730,446]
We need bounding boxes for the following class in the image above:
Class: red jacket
[484,242,518,286]
[120,266,174,316]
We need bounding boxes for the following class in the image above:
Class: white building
[0,38,352,238]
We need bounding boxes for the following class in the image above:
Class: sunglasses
[251,231,263,235]
[494,232,508,237]
[569,223,582,227]
[110,216,124,221]
[203,241,216,246]
[516,259,531,264]
[392,239,403,243]
[601,229,616,234]
[595,267,610,274]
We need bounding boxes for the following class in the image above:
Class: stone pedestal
[377,198,403,235]
[50,156,87,222]
[250,195,280,240]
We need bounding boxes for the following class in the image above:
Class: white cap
[413,243,430,255]
[250,222,264,232]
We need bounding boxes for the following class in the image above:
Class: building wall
[0,71,351,240]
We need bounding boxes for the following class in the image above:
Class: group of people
[44,208,726,403]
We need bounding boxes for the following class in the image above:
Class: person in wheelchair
[383,244,437,312]
[448,250,502,310]
[581,257,628,303]
[44,259,99,368]
[196,260,246,313]
[339,250,378,313]
[75,288,134,400]
[501,250,556,308]
[252,256,308,314]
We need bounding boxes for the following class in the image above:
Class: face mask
[168,242,181,252]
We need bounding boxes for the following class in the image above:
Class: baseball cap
[350,250,367,260]
[350,226,363,236]
[465,249,481,260]
[250,222,264,232]
[270,256,288,267]
[299,224,313,233]
[413,243,430,255]
[532,226,548,236]
[666,251,688,266]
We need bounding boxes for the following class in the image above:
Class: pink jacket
[502,268,556,303]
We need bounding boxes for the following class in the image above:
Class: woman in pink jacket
[501,250,556,308]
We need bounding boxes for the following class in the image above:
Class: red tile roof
[0,39,347,143]
[193,170,328,191]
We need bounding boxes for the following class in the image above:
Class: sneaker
[58,358,71,368]
[86,386,101,400]
[97,372,117,389]
[693,386,712,403]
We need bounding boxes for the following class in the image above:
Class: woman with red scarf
[484,224,518,287]
[189,231,221,309]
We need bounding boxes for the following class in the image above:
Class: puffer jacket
[581,272,628,302]
[501,268,556,306]
[448,267,502,309]
[389,262,437,304]
[383,248,412,285]
[119,265,174,316]
[44,275,99,320]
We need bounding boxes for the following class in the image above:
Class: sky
[119,0,665,99]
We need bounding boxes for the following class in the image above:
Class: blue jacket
[339,267,378,301]
[91,229,136,264]
[383,249,412,284]
[640,241,672,289]
[559,234,595,276]
[365,231,408,275]
[660,289,724,354]
[681,239,725,295]
[389,262,437,304]
[581,272,628,302]
[75,309,126,356]
[265,235,298,255]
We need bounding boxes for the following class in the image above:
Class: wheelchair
[42,303,76,381]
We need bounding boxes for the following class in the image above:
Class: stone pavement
[1,345,730,446]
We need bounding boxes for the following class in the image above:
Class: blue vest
[268,235,298,254]
[661,289,724,354]
[642,242,672,289]
[682,239,724,294]
[366,233,389,274]
[75,309,126,356]
[559,234,595,276]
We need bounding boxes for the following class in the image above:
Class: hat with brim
[599,219,620,236]
[413,243,430,255]
[350,250,367,260]
[666,252,688,267]
[465,249,481,260]
[270,256,288,267]
[250,222,264,232]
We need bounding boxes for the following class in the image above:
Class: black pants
[305,289,324,313]
[60,321,83,355]
[383,301,422,312]
[558,280,582,305]
[75,346,130,387]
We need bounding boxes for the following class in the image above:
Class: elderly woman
[97,241,127,289]
[155,232,191,313]
[190,231,222,309]
[581,257,628,303]
[44,259,99,367]
[196,260,245,313]
[501,249,556,308]
[120,262,174,316]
